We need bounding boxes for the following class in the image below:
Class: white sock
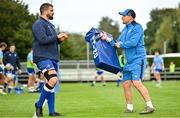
[146,101,154,108]
[127,104,133,111]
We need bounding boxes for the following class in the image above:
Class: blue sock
[117,79,121,86]
[4,83,7,89]
[8,88,12,93]
[48,92,55,114]
[37,85,51,107]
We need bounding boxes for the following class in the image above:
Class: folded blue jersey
[85,27,122,74]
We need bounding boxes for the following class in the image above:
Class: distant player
[0,42,7,95]
[4,63,14,94]
[3,44,22,87]
[27,49,37,92]
[117,54,126,87]
[91,68,106,86]
[151,50,164,87]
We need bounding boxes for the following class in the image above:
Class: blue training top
[110,21,146,71]
[32,17,61,63]
[153,56,163,70]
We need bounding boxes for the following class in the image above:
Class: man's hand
[100,32,112,42]
[100,32,108,40]
[115,42,121,48]
[57,32,68,41]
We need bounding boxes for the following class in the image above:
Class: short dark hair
[127,10,136,18]
[9,43,15,47]
[40,3,53,14]
[0,42,7,48]
[155,49,160,53]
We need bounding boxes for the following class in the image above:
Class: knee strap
[45,83,54,90]
[44,70,57,81]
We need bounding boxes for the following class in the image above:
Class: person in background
[27,49,37,92]
[91,68,106,86]
[0,42,7,95]
[4,63,14,94]
[144,62,151,81]
[3,44,21,88]
[151,50,164,87]
[169,61,175,73]
[117,54,126,87]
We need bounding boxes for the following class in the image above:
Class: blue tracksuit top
[116,21,146,65]
[3,51,21,70]
[32,17,61,63]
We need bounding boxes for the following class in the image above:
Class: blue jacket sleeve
[16,53,21,69]
[32,22,58,45]
[3,52,8,65]
[120,25,143,49]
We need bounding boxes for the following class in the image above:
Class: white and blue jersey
[153,56,163,71]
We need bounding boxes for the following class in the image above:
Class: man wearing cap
[101,9,155,114]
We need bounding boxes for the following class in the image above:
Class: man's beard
[49,16,53,20]
[47,14,53,20]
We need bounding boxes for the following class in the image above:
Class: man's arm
[16,53,21,70]
[3,52,8,65]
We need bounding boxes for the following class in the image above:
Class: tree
[0,0,37,60]
[98,16,120,39]
[175,4,180,51]
[60,33,86,60]
[153,16,175,53]
[144,8,177,54]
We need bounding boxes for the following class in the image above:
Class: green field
[0,81,180,118]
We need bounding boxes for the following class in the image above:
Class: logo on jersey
[91,36,98,59]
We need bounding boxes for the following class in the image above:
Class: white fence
[19,60,180,83]
[59,60,119,82]
[20,60,119,83]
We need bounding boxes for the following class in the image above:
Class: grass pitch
[0,81,180,118]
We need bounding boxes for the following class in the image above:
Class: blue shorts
[27,68,35,75]
[97,70,104,75]
[36,59,59,74]
[155,69,162,72]
[123,60,146,82]
[36,59,60,92]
